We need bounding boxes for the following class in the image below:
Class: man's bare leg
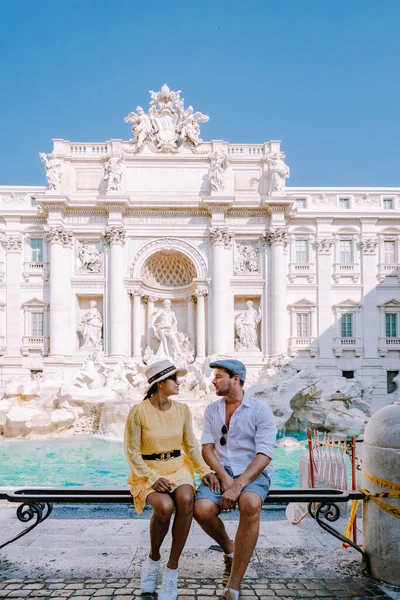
[226,492,262,591]
[194,499,234,554]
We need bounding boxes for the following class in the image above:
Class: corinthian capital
[263,227,288,247]
[315,238,334,254]
[209,227,233,248]
[104,226,126,246]
[46,227,73,247]
[5,236,23,253]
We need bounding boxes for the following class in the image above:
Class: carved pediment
[334,298,361,310]
[378,298,400,309]
[289,298,316,309]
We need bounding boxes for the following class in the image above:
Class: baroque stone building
[0,85,399,411]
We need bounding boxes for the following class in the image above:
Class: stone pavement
[1,504,399,600]
[0,577,396,600]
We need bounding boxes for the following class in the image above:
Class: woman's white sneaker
[140,556,160,594]
[158,566,178,600]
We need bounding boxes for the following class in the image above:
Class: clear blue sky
[0,0,399,188]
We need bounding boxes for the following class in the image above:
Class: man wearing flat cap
[194,359,277,600]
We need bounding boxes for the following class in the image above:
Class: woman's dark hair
[143,382,158,401]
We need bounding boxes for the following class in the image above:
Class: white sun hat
[144,359,187,396]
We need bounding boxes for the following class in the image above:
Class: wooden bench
[0,487,365,559]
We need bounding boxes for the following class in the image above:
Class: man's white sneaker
[140,556,160,594]
[158,567,178,600]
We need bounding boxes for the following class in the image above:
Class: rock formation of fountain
[0,353,380,440]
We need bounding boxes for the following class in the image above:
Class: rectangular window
[296,198,307,209]
[295,240,308,264]
[385,313,398,337]
[296,313,309,338]
[30,239,43,262]
[342,371,354,379]
[383,199,394,210]
[340,240,352,264]
[384,241,396,265]
[31,313,43,337]
[341,313,353,337]
[387,371,399,394]
[339,198,350,209]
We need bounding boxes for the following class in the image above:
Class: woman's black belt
[142,450,181,461]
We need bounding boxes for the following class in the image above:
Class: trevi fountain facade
[0,84,399,441]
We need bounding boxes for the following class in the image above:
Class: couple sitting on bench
[124,358,277,600]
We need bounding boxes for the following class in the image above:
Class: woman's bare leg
[146,492,175,560]
[167,484,194,569]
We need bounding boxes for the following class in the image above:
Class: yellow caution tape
[342,470,400,548]
[362,469,400,492]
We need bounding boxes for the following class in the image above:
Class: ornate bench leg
[307,501,367,563]
[0,502,53,550]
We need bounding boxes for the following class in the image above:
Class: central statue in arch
[144,299,194,368]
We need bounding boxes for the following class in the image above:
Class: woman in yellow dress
[124,359,218,600]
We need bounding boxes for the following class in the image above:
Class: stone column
[46,227,72,358]
[209,227,232,355]
[195,288,207,358]
[5,236,23,356]
[315,237,334,360]
[265,227,288,357]
[186,296,196,347]
[360,235,378,359]
[261,235,270,358]
[146,296,157,345]
[131,289,142,359]
[104,226,126,357]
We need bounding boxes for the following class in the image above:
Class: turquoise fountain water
[0,433,307,489]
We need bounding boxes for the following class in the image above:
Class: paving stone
[0,593,11,598]
[269,585,288,590]
[6,593,30,598]
[93,591,114,597]
[47,585,66,590]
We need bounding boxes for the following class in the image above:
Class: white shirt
[201,391,277,478]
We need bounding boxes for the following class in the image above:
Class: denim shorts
[196,466,271,507]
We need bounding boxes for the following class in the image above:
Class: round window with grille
[141,250,196,288]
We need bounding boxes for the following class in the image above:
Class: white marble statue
[208,152,228,191]
[103,156,122,192]
[77,301,103,350]
[92,355,137,390]
[234,244,259,274]
[235,301,262,351]
[124,84,209,153]
[266,152,290,194]
[77,241,102,273]
[124,106,153,150]
[144,299,194,367]
[39,152,62,191]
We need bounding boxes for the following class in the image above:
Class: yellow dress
[124,399,211,514]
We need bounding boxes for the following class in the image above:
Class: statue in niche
[77,301,103,351]
[103,156,122,192]
[235,244,259,274]
[208,152,228,191]
[39,152,62,191]
[235,301,262,351]
[144,299,194,367]
[266,152,290,194]
[77,241,102,273]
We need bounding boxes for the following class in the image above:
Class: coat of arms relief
[124,84,209,153]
